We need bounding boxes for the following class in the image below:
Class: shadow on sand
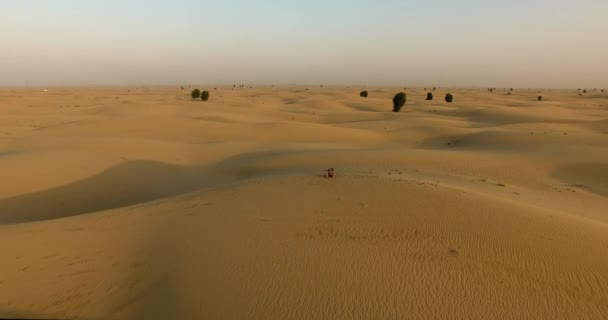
[0,160,225,224]
[553,163,608,197]
[0,149,323,224]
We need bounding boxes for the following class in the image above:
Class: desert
[1,86,607,319]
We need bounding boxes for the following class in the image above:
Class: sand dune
[1,86,607,319]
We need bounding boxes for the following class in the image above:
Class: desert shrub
[433,87,436,91]
[360,91,368,98]
[191,89,201,99]
[583,89,587,93]
[507,92,512,95]
[445,93,454,103]
[180,86,185,90]
[538,96,543,101]
[510,88,514,91]
[201,91,210,101]
[392,92,406,112]
[426,92,433,100]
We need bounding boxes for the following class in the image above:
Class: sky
[1,0,607,88]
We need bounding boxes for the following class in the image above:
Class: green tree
[201,91,210,101]
[392,92,406,112]
[445,93,454,103]
[191,89,201,99]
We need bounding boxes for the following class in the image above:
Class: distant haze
[1,0,607,88]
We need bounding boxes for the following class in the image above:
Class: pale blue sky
[1,0,606,87]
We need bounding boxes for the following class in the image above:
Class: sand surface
[1,86,607,319]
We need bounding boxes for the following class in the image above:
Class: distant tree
[426,92,433,100]
[392,92,406,112]
[433,87,436,91]
[180,86,185,90]
[507,92,512,95]
[538,96,543,101]
[583,89,587,93]
[360,91,368,98]
[445,93,454,103]
[424,88,427,91]
[201,91,210,101]
[191,89,201,99]
[510,88,514,91]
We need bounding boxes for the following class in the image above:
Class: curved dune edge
[1,175,607,319]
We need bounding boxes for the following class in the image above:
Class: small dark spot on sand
[447,140,461,146]
[448,249,459,256]
[496,183,506,187]
[567,184,587,189]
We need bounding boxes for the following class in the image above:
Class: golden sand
[1,86,607,319]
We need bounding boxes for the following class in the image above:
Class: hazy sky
[1,0,607,87]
